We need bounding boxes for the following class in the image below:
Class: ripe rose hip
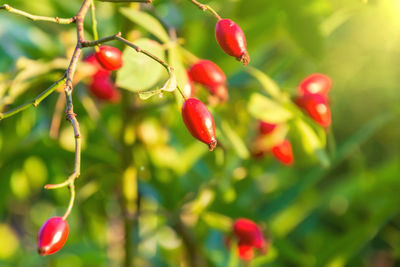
[85,54,110,76]
[238,242,254,261]
[299,73,331,97]
[232,218,268,260]
[95,45,123,71]
[215,19,249,66]
[272,140,294,165]
[189,60,228,102]
[182,98,217,151]
[89,73,120,102]
[38,217,69,256]
[296,94,331,127]
[259,121,277,135]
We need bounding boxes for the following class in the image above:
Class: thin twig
[62,184,76,220]
[0,76,66,120]
[0,4,76,24]
[187,0,222,20]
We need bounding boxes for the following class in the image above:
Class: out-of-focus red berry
[215,19,249,65]
[296,94,331,127]
[89,72,120,102]
[189,60,228,102]
[259,121,277,135]
[272,140,294,165]
[299,73,331,97]
[238,242,254,261]
[95,45,123,71]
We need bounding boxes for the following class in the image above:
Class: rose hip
[215,19,249,65]
[182,98,217,151]
[89,73,120,103]
[296,94,331,127]
[189,60,228,102]
[272,140,294,165]
[95,45,123,71]
[38,217,69,256]
[299,73,331,97]
[259,121,277,135]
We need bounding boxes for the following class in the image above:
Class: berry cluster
[227,218,268,261]
[181,17,249,150]
[295,73,332,128]
[85,45,123,102]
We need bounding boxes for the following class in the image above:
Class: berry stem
[62,183,76,220]
[176,85,188,101]
[187,0,222,20]
[0,4,76,24]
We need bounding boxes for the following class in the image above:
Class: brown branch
[187,0,222,20]
[0,4,75,24]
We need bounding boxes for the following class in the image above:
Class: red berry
[238,242,254,261]
[272,140,294,165]
[296,94,331,127]
[189,60,228,102]
[89,72,120,102]
[259,121,277,135]
[38,217,69,256]
[299,73,331,97]
[233,218,263,245]
[182,98,217,151]
[215,19,249,65]
[85,54,110,76]
[95,46,123,71]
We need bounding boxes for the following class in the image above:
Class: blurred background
[1,0,400,266]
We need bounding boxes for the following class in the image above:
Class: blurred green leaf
[116,38,166,92]
[119,8,170,43]
[246,66,281,100]
[248,93,293,123]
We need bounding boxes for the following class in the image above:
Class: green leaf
[292,118,329,167]
[220,121,250,159]
[246,66,281,100]
[201,212,232,232]
[116,38,166,92]
[119,8,170,43]
[248,93,293,123]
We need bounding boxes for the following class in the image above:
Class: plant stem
[187,0,222,20]
[90,1,99,52]
[0,4,76,24]
[0,76,66,121]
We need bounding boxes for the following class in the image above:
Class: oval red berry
[272,140,294,165]
[38,217,69,256]
[189,60,228,101]
[215,19,249,65]
[297,94,331,127]
[182,98,217,151]
[95,46,123,71]
[299,73,331,97]
[89,72,120,102]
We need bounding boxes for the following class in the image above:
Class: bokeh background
[1,0,400,266]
